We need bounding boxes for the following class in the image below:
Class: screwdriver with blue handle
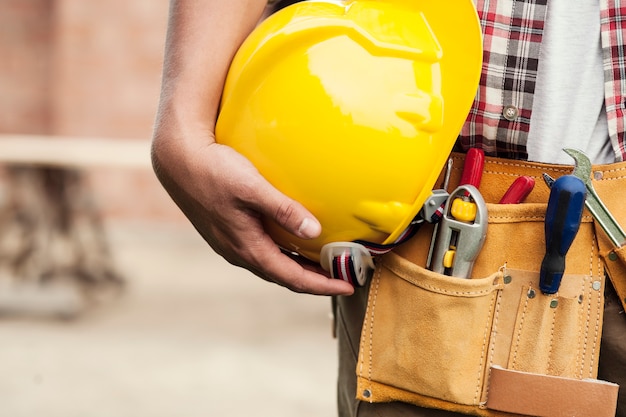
[540,175,587,294]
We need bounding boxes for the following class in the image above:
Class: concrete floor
[0,221,339,417]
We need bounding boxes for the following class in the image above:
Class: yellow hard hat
[216,0,482,263]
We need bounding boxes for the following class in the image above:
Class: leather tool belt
[355,153,625,417]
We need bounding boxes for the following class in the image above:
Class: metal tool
[539,175,586,294]
[430,184,488,278]
[563,148,626,248]
[542,172,556,188]
[421,158,454,222]
[428,149,484,223]
[424,158,453,269]
[426,150,484,269]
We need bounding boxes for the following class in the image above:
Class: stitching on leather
[594,165,626,176]
[488,215,544,221]
[593,235,603,376]
[474,290,498,405]
[580,274,592,378]
[599,174,626,180]
[577,275,587,380]
[510,288,530,370]
[358,271,374,381]
[547,301,557,375]
[590,276,602,378]
[365,267,381,384]
[482,288,503,408]
[588,235,595,280]
[595,235,604,279]
[576,280,583,380]
[453,152,626,177]
[384,258,499,296]
[485,160,569,172]
[399,279,496,296]
[489,215,593,224]
[575,239,592,379]
[586,234,602,379]
[578,234,599,379]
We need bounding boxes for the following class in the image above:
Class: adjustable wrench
[563,148,626,248]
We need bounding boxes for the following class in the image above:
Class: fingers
[247,176,322,241]
[155,141,355,296]
[252,243,354,296]
[234,160,357,295]
[203,144,322,242]
[240,173,354,294]
[201,198,353,296]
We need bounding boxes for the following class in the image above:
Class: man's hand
[151,127,354,296]
[152,0,353,296]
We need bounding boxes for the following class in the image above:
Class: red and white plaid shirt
[457,0,626,162]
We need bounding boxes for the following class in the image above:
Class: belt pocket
[508,282,582,376]
[356,202,617,416]
[357,252,504,406]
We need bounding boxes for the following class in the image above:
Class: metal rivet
[363,389,372,398]
[527,288,536,299]
[609,251,618,262]
[594,171,604,181]
[503,105,519,121]
[503,275,512,284]
[592,281,602,291]
[550,299,559,308]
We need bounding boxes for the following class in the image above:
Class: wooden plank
[0,134,152,169]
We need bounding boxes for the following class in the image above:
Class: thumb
[256,182,321,240]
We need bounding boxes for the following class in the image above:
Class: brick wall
[52,0,167,138]
[0,0,54,134]
[0,0,185,223]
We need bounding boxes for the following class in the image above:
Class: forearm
[157,0,267,133]
[150,0,353,296]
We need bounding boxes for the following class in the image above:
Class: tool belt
[355,153,626,417]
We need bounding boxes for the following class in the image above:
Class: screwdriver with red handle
[499,176,535,204]
[539,175,586,294]
[450,147,485,223]
[459,147,485,190]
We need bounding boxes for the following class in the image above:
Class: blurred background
[0,1,337,416]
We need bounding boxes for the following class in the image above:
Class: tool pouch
[589,163,626,315]
[355,154,621,417]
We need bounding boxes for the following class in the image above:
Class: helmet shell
[216,0,482,261]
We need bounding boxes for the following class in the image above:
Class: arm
[151,0,354,296]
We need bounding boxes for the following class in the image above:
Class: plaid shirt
[457,0,626,162]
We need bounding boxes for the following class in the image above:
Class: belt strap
[324,219,423,286]
[486,366,618,417]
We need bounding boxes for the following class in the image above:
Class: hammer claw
[563,148,626,247]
